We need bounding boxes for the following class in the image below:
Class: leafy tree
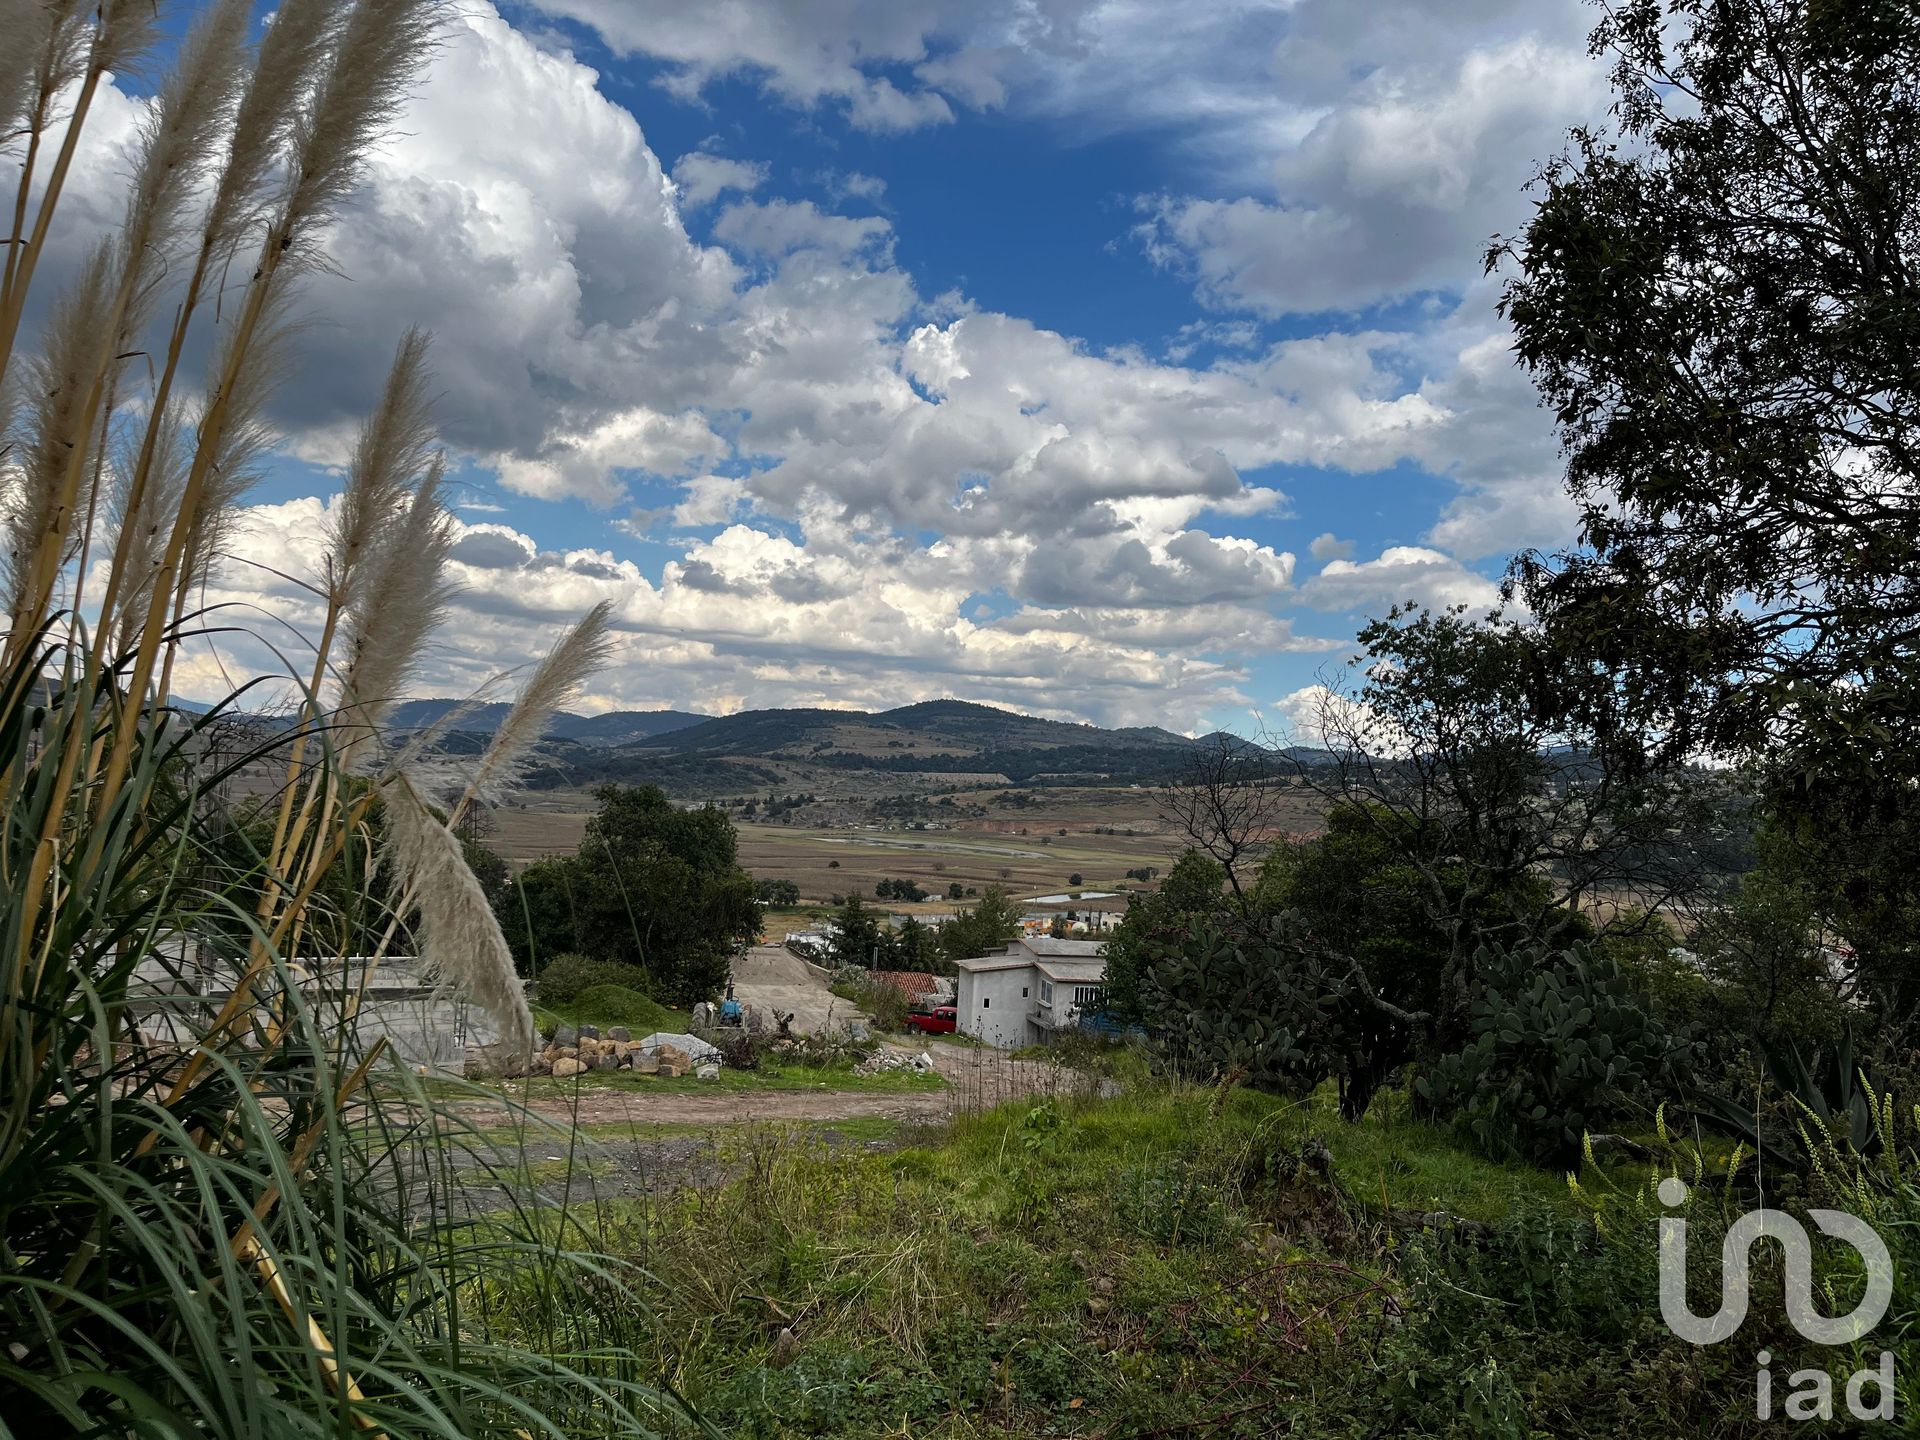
[754,877,802,906]
[939,885,1024,963]
[946,881,965,900]
[1298,607,1711,997]
[1494,0,1920,815]
[492,785,758,1003]
[1068,872,1083,887]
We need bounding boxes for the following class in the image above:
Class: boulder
[551,1057,587,1078]
[695,1063,720,1080]
[552,1045,578,1061]
[632,1053,660,1075]
[846,1020,870,1044]
[636,1032,722,1065]
[606,1025,631,1042]
[593,1051,618,1070]
[577,1024,601,1041]
[553,1025,579,1047]
[528,1054,553,1076]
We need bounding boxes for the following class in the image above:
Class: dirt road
[730,943,857,1036]
[459,1042,1079,1130]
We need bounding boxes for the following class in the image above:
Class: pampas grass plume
[381,771,533,1061]
[457,600,614,816]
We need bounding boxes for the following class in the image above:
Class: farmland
[486,782,1329,903]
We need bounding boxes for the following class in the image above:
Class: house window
[982,996,989,1008]
[1021,986,1028,998]
[1040,980,1053,1004]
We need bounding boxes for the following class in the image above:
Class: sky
[42,0,1617,736]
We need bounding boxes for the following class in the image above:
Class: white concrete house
[952,937,1108,1048]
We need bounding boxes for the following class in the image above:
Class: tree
[492,785,759,1003]
[1294,607,1714,1011]
[1160,733,1288,909]
[1068,872,1083,887]
[940,885,1024,963]
[946,881,965,900]
[1102,849,1225,1024]
[754,877,801,906]
[1493,0,1920,800]
[829,894,884,969]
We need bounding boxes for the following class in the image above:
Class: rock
[846,1020,870,1043]
[594,1051,619,1070]
[551,1057,587,1078]
[606,1025,631,1042]
[913,1052,935,1072]
[577,1024,600,1042]
[656,1044,690,1068]
[552,1045,578,1061]
[632,1053,660,1075]
[1087,1297,1110,1317]
[658,1057,690,1078]
[528,1055,553,1076]
[553,1025,578,1047]
[771,1327,800,1369]
[637,1032,722,1065]
[616,1052,632,1069]
[695,1063,720,1080]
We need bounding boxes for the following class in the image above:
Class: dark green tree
[1101,849,1225,1024]
[1495,0,1920,805]
[829,893,884,969]
[492,785,758,1003]
[939,884,1024,964]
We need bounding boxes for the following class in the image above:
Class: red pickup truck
[904,1005,957,1035]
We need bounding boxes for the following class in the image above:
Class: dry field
[485,782,1329,904]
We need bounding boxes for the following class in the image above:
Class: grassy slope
[491,1080,1766,1440]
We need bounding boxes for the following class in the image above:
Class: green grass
[512,1078,1663,1440]
[538,981,681,1035]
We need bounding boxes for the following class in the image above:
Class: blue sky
[51,0,1615,736]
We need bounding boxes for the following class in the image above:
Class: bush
[564,982,676,1033]
[532,952,643,1007]
[1417,943,1696,1164]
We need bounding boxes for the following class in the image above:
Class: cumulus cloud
[23,0,1604,730]
[1299,546,1503,616]
[673,151,769,209]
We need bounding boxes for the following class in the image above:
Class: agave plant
[0,2,681,1432]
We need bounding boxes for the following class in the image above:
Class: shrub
[533,952,643,1007]
[1417,943,1696,1164]
[566,982,676,1033]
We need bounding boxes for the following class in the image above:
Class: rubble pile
[854,1049,938,1077]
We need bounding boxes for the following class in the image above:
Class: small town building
[952,936,1108,1048]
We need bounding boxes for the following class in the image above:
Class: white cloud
[672,152,769,209]
[1299,546,1503,615]
[1309,533,1353,562]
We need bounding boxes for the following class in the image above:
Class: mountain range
[387,696,1266,793]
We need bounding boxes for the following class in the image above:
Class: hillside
[384,699,709,746]
[515,697,1251,794]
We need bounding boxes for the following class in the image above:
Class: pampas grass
[381,770,535,1060]
[454,599,615,821]
[336,454,455,769]
[0,5,684,1429]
